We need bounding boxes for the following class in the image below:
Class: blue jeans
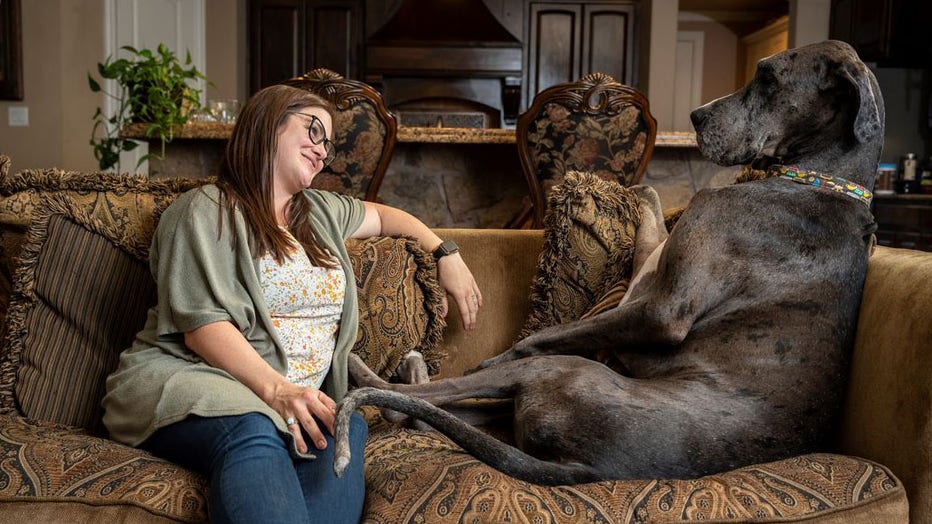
[143,411,368,524]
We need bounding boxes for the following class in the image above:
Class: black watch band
[432,240,459,260]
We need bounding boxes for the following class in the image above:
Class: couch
[0,158,926,523]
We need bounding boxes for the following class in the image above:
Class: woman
[102,85,482,523]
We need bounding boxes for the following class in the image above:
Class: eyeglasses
[290,111,335,167]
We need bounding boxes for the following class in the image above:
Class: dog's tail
[333,387,603,486]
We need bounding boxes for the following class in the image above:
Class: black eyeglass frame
[289,111,336,167]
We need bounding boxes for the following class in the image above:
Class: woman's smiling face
[272,106,334,199]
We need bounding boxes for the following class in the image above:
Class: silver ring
[285,417,297,426]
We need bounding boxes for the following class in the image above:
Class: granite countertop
[396,127,516,144]
[122,122,699,147]
[121,122,235,140]
[874,192,932,200]
[655,131,698,147]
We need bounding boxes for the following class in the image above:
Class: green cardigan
[102,185,365,458]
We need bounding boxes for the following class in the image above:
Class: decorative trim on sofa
[0,167,206,197]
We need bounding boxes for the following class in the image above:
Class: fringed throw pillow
[519,171,641,339]
[347,236,447,379]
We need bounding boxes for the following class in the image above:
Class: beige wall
[643,0,680,130]
[205,0,248,102]
[789,0,830,47]
[61,2,106,170]
[0,0,245,173]
[679,20,738,104]
[0,1,102,172]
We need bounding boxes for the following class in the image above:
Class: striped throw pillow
[0,196,157,434]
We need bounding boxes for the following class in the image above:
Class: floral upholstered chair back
[515,72,657,227]
[282,69,398,201]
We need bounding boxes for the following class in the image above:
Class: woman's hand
[352,201,484,329]
[437,252,482,330]
[266,382,337,454]
[183,322,337,454]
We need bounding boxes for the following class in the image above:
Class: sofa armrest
[430,229,544,379]
[840,246,932,522]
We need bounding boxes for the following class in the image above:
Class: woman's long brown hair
[216,84,338,267]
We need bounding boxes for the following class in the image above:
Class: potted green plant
[88,44,208,171]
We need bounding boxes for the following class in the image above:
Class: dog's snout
[690,107,709,130]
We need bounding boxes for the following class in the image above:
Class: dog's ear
[839,61,883,144]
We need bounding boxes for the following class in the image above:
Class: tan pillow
[347,236,446,378]
[519,170,641,339]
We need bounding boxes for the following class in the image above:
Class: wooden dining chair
[510,72,657,228]
[282,68,398,201]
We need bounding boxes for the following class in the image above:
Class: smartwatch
[432,240,459,261]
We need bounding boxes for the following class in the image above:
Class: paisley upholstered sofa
[0,157,926,523]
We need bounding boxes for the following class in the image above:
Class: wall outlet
[8,107,28,127]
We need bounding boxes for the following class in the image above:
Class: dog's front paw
[395,351,429,385]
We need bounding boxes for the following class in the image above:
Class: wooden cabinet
[830,0,932,67]
[248,0,640,117]
[249,0,363,93]
[873,195,932,252]
[525,1,636,105]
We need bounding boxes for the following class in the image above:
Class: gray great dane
[333,40,885,485]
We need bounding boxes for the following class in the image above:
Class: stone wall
[642,148,742,211]
[378,142,527,229]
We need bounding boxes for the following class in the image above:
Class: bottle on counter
[876,163,897,195]
[896,153,921,194]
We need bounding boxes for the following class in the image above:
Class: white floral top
[258,233,346,389]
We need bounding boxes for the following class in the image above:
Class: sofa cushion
[0,414,208,523]
[347,235,446,378]
[0,156,9,324]
[363,429,908,523]
[519,171,640,339]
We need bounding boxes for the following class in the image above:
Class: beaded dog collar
[768,165,873,206]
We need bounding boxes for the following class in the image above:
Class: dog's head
[690,40,884,186]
